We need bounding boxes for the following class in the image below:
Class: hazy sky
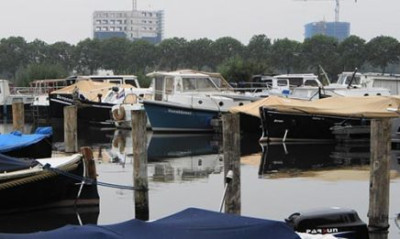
[0,0,399,45]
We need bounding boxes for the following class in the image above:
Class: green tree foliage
[269,38,303,74]
[99,38,132,74]
[245,34,272,75]
[211,37,245,69]
[128,40,157,73]
[365,36,400,73]
[47,41,75,72]
[185,38,214,70]
[15,63,68,86]
[0,33,400,86]
[302,35,341,78]
[74,38,102,74]
[157,37,188,70]
[0,37,29,80]
[337,35,366,72]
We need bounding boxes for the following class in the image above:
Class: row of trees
[0,34,399,87]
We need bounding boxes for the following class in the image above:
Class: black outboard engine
[285,207,369,239]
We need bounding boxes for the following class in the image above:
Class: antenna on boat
[219,170,233,212]
[347,67,358,88]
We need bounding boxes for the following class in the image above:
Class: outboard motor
[285,207,369,239]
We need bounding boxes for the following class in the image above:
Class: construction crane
[296,0,357,22]
[132,0,137,10]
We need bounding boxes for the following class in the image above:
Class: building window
[102,27,108,31]
[102,20,108,24]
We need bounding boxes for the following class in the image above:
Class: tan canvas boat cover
[50,80,135,101]
[230,95,400,119]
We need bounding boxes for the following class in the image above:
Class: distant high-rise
[304,21,350,42]
[93,2,164,44]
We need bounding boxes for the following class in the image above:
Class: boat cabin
[147,71,229,101]
[361,72,400,95]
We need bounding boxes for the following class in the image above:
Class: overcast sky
[0,0,399,45]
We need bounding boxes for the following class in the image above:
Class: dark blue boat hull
[143,100,219,132]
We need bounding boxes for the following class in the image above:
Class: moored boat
[258,96,400,142]
[143,70,256,132]
[0,127,53,159]
[0,153,99,214]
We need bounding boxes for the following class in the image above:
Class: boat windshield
[337,74,361,85]
[182,77,217,92]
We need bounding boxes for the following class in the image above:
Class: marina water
[0,122,399,239]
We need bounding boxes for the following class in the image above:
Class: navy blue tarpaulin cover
[0,153,38,173]
[0,208,300,239]
[0,127,52,153]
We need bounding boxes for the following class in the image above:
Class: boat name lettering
[168,109,192,115]
[56,95,73,102]
[306,228,339,234]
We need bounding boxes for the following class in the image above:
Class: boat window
[165,77,174,95]
[124,79,138,87]
[109,80,122,85]
[304,80,320,87]
[197,78,216,91]
[287,78,303,87]
[154,77,164,101]
[277,79,288,87]
[183,78,197,91]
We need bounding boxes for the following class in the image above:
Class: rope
[42,164,139,191]
[0,163,78,190]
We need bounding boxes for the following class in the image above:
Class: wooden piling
[222,113,241,215]
[80,146,97,180]
[12,101,24,132]
[132,110,149,221]
[368,118,391,230]
[64,105,78,153]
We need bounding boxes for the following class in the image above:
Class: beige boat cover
[50,79,135,101]
[229,95,400,119]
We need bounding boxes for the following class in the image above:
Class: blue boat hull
[143,100,219,132]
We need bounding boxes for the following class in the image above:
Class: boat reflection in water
[258,142,375,177]
[0,207,99,233]
[108,131,224,181]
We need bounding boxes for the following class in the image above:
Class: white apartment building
[93,8,164,44]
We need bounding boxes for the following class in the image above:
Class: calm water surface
[1,122,400,239]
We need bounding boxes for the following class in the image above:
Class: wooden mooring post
[12,101,24,132]
[64,105,78,153]
[131,110,149,221]
[222,113,241,215]
[368,118,391,232]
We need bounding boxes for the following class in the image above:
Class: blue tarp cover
[0,127,52,153]
[0,208,300,239]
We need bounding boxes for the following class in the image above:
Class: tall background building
[93,0,164,44]
[305,21,350,42]
[302,0,354,42]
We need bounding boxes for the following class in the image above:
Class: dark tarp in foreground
[0,208,300,239]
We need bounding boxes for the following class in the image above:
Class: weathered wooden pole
[64,105,78,153]
[368,118,391,231]
[132,110,149,220]
[80,146,97,180]
[222,113,241,215]
[12,101,24,132]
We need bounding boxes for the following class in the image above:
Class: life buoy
[112,106,125,121]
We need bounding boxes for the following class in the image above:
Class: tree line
[0,34,399,87]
